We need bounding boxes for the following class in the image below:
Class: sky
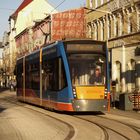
[0,0,85,41]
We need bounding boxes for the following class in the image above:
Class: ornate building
[86,0,140,99]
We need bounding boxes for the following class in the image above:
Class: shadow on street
[0,107,6,113]
[0,88,9,93]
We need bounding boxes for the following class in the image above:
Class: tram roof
[17,39,106,61]
[62,39,106,45]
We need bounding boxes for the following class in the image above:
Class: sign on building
[52,8,86,41]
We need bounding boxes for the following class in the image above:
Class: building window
[89,0,93,8]
[87,24,92,38]
[100,21,104,40]
[100,0,103,5]
[138,13,140,30]
[115,17,119,37]
[108,18,111,39]
[94,23,97,40]
[95,0,97,8]
[96,22,98,40]
[116,61,122,92]
[128,16,133,33]
[126,59,136,92]
[119,14,123,36]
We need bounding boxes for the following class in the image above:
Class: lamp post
[86,7,112,111]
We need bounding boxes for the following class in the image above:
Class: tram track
[1,93,140,140]
[73,115,139,140]
[73,116,109,140]
[1,95,111,140]
[98,115,140,135]
[0,96,75,140]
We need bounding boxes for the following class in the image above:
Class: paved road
[0,92,69,140]
[0,90,140,140]
[0,91,105,140]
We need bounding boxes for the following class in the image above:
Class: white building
[7,0,57,79]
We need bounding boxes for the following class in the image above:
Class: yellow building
[86,0,140,99]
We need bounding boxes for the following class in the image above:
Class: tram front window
[68,54,106,86]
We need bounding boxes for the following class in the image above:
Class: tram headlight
[73,87,77,98]
[104,89,108,99]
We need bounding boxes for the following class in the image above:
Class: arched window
[115,61,122,92]
[94,22,98,40]
[126,59,136,92]
[100,0,104,5]
[100,20,104,40]
[89,0,93,8]
[128,16,132,33]
[138,12,140,30]
[130,59,136,85]
[108,18,111,39]
[115,16,118,37]
[127,8,133,33]
[118,13,123,36]
[95,0,97,8]
[87,24,92,38]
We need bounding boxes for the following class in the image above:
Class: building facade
[86,0,140,100]
[14,0,57,57]
[2,31,10,87]
[15,7,86,58]
[2,0,57,81]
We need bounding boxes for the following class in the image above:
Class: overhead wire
[0,8,15,11]
[50,0,67,13]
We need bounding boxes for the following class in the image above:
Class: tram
[16,39,110,111]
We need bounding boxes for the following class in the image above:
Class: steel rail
[73,116,109,140]
[73,115,132,140]
[0,96,75,140]
[97,115,140,136]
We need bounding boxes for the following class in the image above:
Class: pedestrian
[13,80,16,91]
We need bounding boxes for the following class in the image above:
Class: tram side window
[42,57,67,91]
[30,62,40,90]
[17,63,23,88]
[25,62,31,89]
[25,59,40,90]
[42,58,58,91]
[59,58,67,89]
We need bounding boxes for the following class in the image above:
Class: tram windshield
[67,53,106,86]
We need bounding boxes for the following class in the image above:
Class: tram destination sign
[66,44,105,53]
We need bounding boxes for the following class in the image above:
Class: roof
[62,39,106,44]
[10,0,33,19]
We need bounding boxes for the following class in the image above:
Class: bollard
[107,92,110,112]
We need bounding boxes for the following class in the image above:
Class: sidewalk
[106,108,140,120]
